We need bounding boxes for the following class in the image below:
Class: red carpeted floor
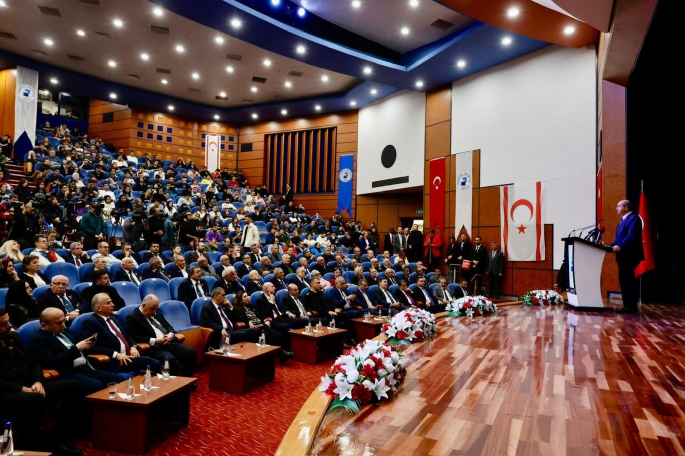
[73,359,327,456]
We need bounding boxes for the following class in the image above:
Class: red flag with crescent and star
[500,182,545,261]
[429,158,445,232]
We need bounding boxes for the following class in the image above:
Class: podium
[561,237,612,308]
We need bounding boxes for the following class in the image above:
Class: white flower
[363,377,391,400]
[346,369,360,384]
[319,374,333,392]
[390,351,399,362]
[377,368,388,378]
[333,378,354,400]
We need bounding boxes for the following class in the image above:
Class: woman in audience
[367,268,379,286]
[4,279,41,328]
[235,207,246,221]
[329,268,343,287]
[351,266,365,285]
[33,181,49,203]
[0,183,10,198]
[19,255,48,288]
[197,204,208,219]
[102,195,115,218]
[0,240,24,263]
[13,178,31,202]
[164,200,177,216]
[0,258,20,288]
[133,176,147,192]
[394,249,407,264]
[121,185,134,200]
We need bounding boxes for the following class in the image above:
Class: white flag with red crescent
[500,182,545,261]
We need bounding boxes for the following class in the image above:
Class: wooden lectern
[561,237,612,308]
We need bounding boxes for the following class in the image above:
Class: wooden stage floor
[310,304,685,455]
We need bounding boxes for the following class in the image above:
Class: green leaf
[329,398,360,414]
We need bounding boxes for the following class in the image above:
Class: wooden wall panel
[88,101,132,152]
[426,87,451,127]
[478,186,501,227]
[425,121,451,160]
[0,70,16,140]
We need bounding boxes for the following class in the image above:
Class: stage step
[5,162,36,190]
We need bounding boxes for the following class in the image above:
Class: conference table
[351,316,387,341]
[289,327,347,364]
[86,375,197,454]
[206,342,280,394]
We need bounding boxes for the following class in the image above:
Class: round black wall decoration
[381,145,397,168]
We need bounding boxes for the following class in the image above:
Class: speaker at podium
[562,237,613,308]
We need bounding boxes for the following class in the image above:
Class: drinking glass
[107,382,117,399]
[126,384,135,401]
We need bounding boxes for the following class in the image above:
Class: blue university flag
[338,155,354,217]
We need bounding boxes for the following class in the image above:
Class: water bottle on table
[143,365,152,391]
[0,422,13,456]
[258,330,266,346]
[162,357,170,380]
[126,374,135,400]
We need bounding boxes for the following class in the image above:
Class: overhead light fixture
[363,67,372,75]
[252,113,258,119]
[215,36,224,44]
[401,27,410,35]
[284,81,292,88]
[219,91,227,97]
[507,7,520,18]
[113,19,123,28]
[140,53,149,61]
[315,105,322,111]
[109,93,117,99]
[352,0,361,8]
[175,45,185,53]
[50,78,58,84]
[321,75,329,82]
[502,37,512,45]
[263,59,271,67]
[76,30,85,37]
[296,45,306,54]
[370,89,377,95]
[281,109,288,115]
[297,7,306,17]
[250,86,257,92]
[416,80,424,88]
[44,38,54,46]
[231,19,242,28]
[564,26,576,35]
[192,72,200,79]
[168,105,174,111]
[457,60,466,68]
[226,66,234,73]
[0,1,7,7]
[153,7,163,17]
[108,60,116,67]
[410,0,419,6]
[350,101,357,106]
[161,79,168,84]
[214,115,220,120]
[271,0,281,5]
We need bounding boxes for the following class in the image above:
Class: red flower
[361,364,377,381]
[397,330,408,340]
[543,299,549,305]
[414,330,424,341]
[352,384,373,404]
[381,324,390,333]
[463,302,471,309]
[370,355,383,366]
[325,381,336,395]
[532,297,539,304]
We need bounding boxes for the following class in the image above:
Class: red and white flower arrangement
[446,296,498,318]
[522,289,564,306]
[320,339,406,413]
[381,308,437,345]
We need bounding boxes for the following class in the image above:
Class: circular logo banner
[17,84,36,102]
[339,168,353,183]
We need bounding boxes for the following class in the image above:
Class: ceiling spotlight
[284,81,292,88]
[108,60,116,67]
[109,93,117,99]
[0,1,6,7]
[352,0,361,8]
[564,26,576,35]
[140,53,149,61]
[321,75,329,82]
[315,105,322,111]
[297,7,306,17]
[219,91,226,97]
[363,67,372,75]
[215,36,225,44]
[252,113,258,119]
[410,0,419,6]
[226,66,234,73]
[214,115,220,120]
[263,59,271,67]
[161,79,168,84]
[507,7,520,18]
[49,78,58,84]
[457,60,466,68]
[44,38,54,46]
[113,19,123,27]
[192,72,200,79]
[296,45,306,54]
[168,105,174,111]
[231,19,242,28]
[416,80,424,88]
[153,7,163,17]
[271,0,281,5]
[76,30,85,36]
[281,109,288,115]
[502,37,512,45]
[350,101,357,106]
[401,27,410,35]
[175,45,185,53]
[250,87,258,92]
[370,89,377,95]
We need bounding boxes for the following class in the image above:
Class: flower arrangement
[320,339,406,413]
[521,289,564,306]
[381,308,437,345]
[446,296,498,317]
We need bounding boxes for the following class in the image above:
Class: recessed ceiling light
[140,53,149,61]
[350,101,357,106]
[410,0,419,6]
[401,27,410,35]
[321,75,329,82]
[231,19,242,28]
[109,93,117,99]
[363,67,372,75]
[416,80,424,88]
[215,36,224,44]
[113,19,123,28]
[507,7,520,18]
[281,109,288,115]
[457,60,466,68]
[297,7,306,17]
[161,79,168,84]
[315,105,322,111]
[296,45,306,54]
[76,30,85,37]
[153,7,163,17]
[214,115,220,120]
[250,87,257,92]
[219,91,226,97]
[352,0,361,8]
[564,26,576,35]
[50,78,58,84]
[168,105,174,111]
[44,38,53,46]
[108,60,116,67]
[370,89,377,95]
[192,72,199,79]
[502,37,512,45]
[175,45,185,53]
[284,81,292,88]
[271,0,281,5]
[252,113,258,119]
[263,59,271,67]
[0,1,7,7]
[226,66,234,73]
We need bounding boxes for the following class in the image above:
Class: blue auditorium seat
[32,285,51,298]
[207,252,222,262]
[249,291,263,308]
[43,262,80,288]
[111,282,142,306]
[117,305,138,322]
[72,282,92,296]
[17,320,42,345]
[201,276,217,291]
[139,279,171,302]
[342,271,356,283]
[190,297,212,326]
[168,277,186,301]
[159,300,197,331]
[275,289,289,310]
[78,263,94,282]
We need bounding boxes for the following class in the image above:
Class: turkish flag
[429,158,445,232]
[500,182,545,261]
[635,190,655,277]
[597,165,603,229]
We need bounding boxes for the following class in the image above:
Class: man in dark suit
[142,242,170,264]
[452,279,470,299]
[62,241,92,267]
[166,255,189,279]
[384,228,396,253]
[327,277,365,318]
[36,275,82,325]
[79,269,126,313]
[115,257,142,285]
[394,280,417,308]
[413,276,440,312]
[486,242,505,299]
[186,243,209,264]
[605,199,644,313]
[214,255,233,277]
[212,266,248,294]
[311,256,328,275]
[201,287,260,348]
[124,295,197,377]
[177,266,210,311]
[454,233,472,276]
[353,279,382,314]
[470,236,487,295]
[270,268,289,292]
[393,226,407,255]
[290,267,310,292]
[247,244,262,265]
[266,244,282,264]
[257,256,275,276]
[281,254,297,275]
[29,308,126,395]
[256,283,308,335]
[142,257,170,282]
[245,270,265,295]
[79,292,161,374]
[236,254,254,277]
[433,277,457,307]
[373,278,403,315]
[282,284,313,320]
[84,257,108,282]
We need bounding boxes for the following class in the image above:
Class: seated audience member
[280,254,297,275]
[124,295,197,379]
[0,239,24,263]
[115,257,142,285]
[412,277,439,312]
[90,241,121,267]
[236,253,254,277]
[187,242,209,264]
[29,308,126,395]
[255,283,308,339]
[120,243,139,267]
[328,277,365,318]
[434,277,459,304]
[79,292,161,374]
[143,256,170,282]
[18,256,47,289]
[212,266,247,294]
[201,287,260,348]
[282,283,314,320]
[167,255,189,279]
[142,242,168,264]
[79,270,126,313]
[290,266,310,292]
[311,256,328,275]
[214,255,233,277]
[62,241,92,266]
[36,275,81,325]
[83,257,108,282]
[245,269,264,295]
[270,267,289,292]
[354,279,381,314]
[257,255,275,276]
[0,258,20,288]
[451,279,470,299]
[197,256,220,279]
[31,234,65,268]
[0,308,84,455]
[4,279,41,328]
[177,266,210,310]
[394,280,418,308]
[373,278,404,315]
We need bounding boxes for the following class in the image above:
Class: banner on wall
[455,151,473,237]
[338,155,354,216]
[14,66,39,162]
[500,181,545,261]
[429,158,445,231]
[204,134,220,171]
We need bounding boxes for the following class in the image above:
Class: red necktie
[75,256,81,267]
[106,318,130,355]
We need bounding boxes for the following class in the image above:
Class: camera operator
[161,213,180,251]
[42,196,65,234]
[80,199,107,250]
[122,210,147,247]
[178,211,198,250]
[146,207,165,246]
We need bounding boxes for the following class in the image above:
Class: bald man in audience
[36,275,82,325]
[115,257,142,285]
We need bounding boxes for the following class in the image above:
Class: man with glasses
[36,275,83,325]
[31,234,65,268]
[236,253,254,277]
[62,242,92,267]
[79,269,126,313]
[201,287,259,348]
[91,241,121,267]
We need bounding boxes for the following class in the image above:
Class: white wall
[452,45,597,268]
[357,90,426,194]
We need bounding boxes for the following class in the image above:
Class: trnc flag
[500,182,545,261]
[635,189,655,277]
[204,134,220,171]
[429,157,445,231]
[337,155,354,217]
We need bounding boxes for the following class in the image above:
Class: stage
[280,303,685,455]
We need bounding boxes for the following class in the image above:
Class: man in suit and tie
[454,233,472,279]
[62,241,92,267]
[270,267,289,292]
[212,266,247,294]
[80,270,126,313]
[257,256,275,276]
[247,244,262,265]
[256,283,308,335]
[413,277,441,313]
[385,268,398,285]
[201,287,259,348]
[605,199,644,313]
[394,280,417,308]
[291,267,310,292]
[470,236,487,295]
[115,257,142,285]
[29,308,126,395]
[434,277,458,306]
[236,254,254,278]
[281,254,297,275]
[245,270,264,295]
[354,279,382,314]
[266,244,282,264]
[36,275,82,325]
[282,284,313,320]
[312,256,328,275]
[177,266,210,311]
[124,295,197,378]
[297,257,312,275]
[328,277,364,318]
[452,279,470,299]
[393,226,406,255]
[486,242,505,299]
[79,293,161,374]
[143,257,170,282]
[384,228,396,253]
[167,255,189,279]
[142,243,170,264]
[373,278,403,315]
[329,255,346,274]
[214,255,233,277]
[186,242,209,264]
